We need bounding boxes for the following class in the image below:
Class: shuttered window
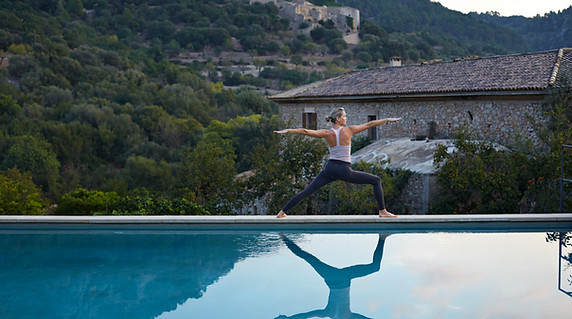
[303,112,317,130]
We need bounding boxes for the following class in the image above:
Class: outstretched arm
[348,117,402,135]
[274,128,330,138]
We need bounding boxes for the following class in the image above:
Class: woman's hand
[387,117,402,122]
[274,129,289,134]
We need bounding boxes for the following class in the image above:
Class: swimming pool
[1,216,571,318]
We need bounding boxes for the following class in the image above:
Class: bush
[112,189,209,215]
[55,188,119,215]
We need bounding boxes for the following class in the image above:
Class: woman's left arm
[348,117,402,134]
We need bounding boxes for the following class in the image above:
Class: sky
[435,0,572,17]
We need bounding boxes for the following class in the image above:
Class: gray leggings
[281,160,386,212]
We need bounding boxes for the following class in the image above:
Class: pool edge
[1,214,571,233]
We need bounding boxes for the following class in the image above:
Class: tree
[432,130,525,214]
[328,38,348,54]
[123,155,175,192]
[66,0,84,17]
[290,54,304,67]
[178,136,237,210]
[146,20,176,43]
[235,89,272,115]
[0,168,48,215]
[253,58,266,71]
[0,93,21,123]
[1,135,60,194]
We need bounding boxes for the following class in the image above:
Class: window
[368,115,377,140]
[303,112,317,130]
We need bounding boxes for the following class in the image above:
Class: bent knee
[371,175,381,184]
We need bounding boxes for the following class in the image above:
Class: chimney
[389,56,402,67]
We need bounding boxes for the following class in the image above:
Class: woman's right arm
[274,128,330,138]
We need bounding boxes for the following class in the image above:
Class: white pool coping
[1,213,571,225]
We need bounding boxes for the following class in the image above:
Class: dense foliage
[0,0,287,213]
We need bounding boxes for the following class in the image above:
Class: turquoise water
[1,229,571,318]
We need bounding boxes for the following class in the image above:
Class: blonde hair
[325,107,345,124]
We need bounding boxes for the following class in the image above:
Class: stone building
[269,48,572,213]
[250,0,360,34]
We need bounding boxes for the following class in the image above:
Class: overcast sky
[435,0,571,17]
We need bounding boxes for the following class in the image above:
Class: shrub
[111,189,210,215]
[55,188,119,215]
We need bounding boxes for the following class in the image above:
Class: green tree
[235,89,272,115]
[1,135,60,194]
[0,93,21,123]
[123,155,175,192]
[178,136,237,210]
[290,54,304,66]
[253,58,266,71]
[146,20,176,43]
[432,130,525,214]
[0,168,48,215]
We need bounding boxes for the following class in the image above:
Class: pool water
[1,230,571,318]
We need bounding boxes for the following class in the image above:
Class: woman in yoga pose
[274,107,401,218]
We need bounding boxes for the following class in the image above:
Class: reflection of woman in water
[274,107,402,218]
[276,234,388,319]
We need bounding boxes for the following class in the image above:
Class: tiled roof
[270,48,572,101]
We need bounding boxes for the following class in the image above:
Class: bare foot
[277,211,287,218]
[379,209,397,218]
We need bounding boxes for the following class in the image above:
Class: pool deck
[1,214,571,232]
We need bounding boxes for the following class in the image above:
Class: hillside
[471,6,572,51]
[336,0,571,55]
[333,0,529,56]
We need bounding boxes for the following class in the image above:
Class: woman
[274,107,402,218]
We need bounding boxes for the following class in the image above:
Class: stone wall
[278,97,546,145]
[395,173,439,214]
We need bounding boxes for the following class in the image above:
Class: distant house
[250,0,360,37]
[271,48,572,145]
[269,48,572,214]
